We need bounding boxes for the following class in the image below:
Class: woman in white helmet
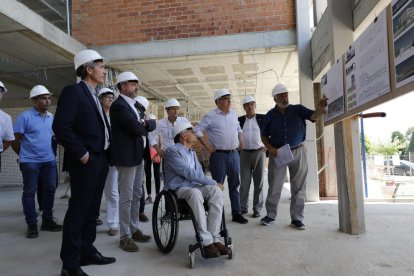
[97,88,119,236]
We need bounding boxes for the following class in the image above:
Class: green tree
[408,132,414,154]
[391,131,407,156]
[364,135,374,154]
[371,140,402,156]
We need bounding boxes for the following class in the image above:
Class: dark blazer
[52,81,106,160]
[238,113,265,130]
[110,95,156,167]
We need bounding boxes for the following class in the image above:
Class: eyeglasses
[104,95,114,100]
[219,96,231,102]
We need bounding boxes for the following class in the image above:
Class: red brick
[72,0,296,46]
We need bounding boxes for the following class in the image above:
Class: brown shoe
[131,229,151,242]
[213,242,229,255]
[204,243,220,258]
[119,238,139,252]
[139,213,149,222]
[108,228,118,236]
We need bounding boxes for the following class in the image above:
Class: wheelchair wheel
[189,252,196,268]
[228,245,234,259]
[152,190,179,253]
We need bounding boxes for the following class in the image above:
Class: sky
[363,91,414,143]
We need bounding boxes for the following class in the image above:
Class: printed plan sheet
[392,0,414,88]
[321,60,344,122]
[345,9,390,110]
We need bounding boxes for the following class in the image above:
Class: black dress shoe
[80,252,116,266]
[61,267,88,276]
[232,213,248,224]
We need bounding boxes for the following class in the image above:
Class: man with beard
[260,84,327,230]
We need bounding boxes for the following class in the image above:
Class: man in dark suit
[238,96,267,219]
[53,49,115,276]
[110,71,155,252]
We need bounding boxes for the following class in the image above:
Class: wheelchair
[152,189,233,268]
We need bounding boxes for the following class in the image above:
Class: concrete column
[295,0,319,202]
[313,0,328,26]
[329,0,365,234]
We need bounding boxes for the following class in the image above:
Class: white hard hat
[97,87,114,97]
[135,96,149,111]
[0,81,7,92]
[116,71,141,85]
[173,121,193,139]
[29,85,52,99]
[147,113,156,120]
[165,98,180,108]
[214,88,231,100]
[74,49,105,70]
[271,84,288,96]
[242,95,256,105]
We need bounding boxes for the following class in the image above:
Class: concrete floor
[1,177,414,276]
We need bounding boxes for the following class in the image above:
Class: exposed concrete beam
[94,30,296,61]
[0,0,84,55]
[311,11,332,79]
[353,0,381,30]
[313,0,328,26]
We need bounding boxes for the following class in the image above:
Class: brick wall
[72,0,296,46]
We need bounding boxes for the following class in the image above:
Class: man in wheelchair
[163,121,229,258]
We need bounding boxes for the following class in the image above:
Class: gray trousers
[117,164,144,240]
[266,146,307,221]
[175,185,223,246]
[239,150,265,213]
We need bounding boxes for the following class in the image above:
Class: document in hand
[273,144,294,168]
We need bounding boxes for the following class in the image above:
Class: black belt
[215,149,237,153]
[243,148,263,152]
[290,144,303,150]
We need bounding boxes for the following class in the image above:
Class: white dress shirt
[195,108,242,150]
[149,116,190,149]
[0,109,14,152]
[119,94,145,148]
[242,116,265,150]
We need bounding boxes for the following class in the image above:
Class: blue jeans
[209,151,241,216]
[20,160,57,225]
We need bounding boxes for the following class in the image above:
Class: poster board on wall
[392,0,414,88]
[323,5,414,126]
[321,59,344,122]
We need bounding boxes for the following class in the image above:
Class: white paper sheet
[273,144,294,168]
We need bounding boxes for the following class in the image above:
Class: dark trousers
[140,181,145,214]
[144,159,161,196]
[20,161,58,225]
[209,151,241,216]
[60,153,108,269]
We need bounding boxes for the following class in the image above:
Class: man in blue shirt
[260,84,327,229]
[164,121,229,258]
[12,85,62,239]
[195,89,247,224]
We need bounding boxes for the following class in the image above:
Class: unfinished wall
[72,0,296,46]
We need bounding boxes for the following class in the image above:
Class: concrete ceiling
[0,1,300,121]
[109,47,299,120]
[0,10,75,107]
